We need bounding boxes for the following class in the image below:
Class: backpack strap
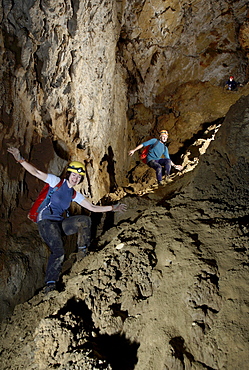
[37,178,64,212]
[53,178,64,192]
[150,139,160,150]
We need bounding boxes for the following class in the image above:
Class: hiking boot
[158,181,164,186]
[44,282,57,295]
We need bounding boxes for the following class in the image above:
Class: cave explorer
[128,129,183,185]
[225,76,238,91]
[7,147,127,294]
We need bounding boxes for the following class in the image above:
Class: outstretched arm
[7,147,48,182]
[80,198,127,213]
[128,143,143,156]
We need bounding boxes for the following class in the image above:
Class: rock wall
[1,95,249,370]
[175,94,249,218]
[0,0,249,342]
[121,0,249,153]
[1,0,249,205]
[0,0,129,319]
[0,0,129,203]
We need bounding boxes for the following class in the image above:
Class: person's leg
[62,215,91,256]
[38,219,64,288]
[147,160,163,182]
[158,158,171,176]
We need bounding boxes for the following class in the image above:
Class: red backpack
[140,139,160,163]
[28,179,76,223]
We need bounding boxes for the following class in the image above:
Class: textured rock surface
[122,0,249,153]
[0,0,129,202]
[0,0,249,368]
[1,94,249,370]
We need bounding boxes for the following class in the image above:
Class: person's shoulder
[73,191,85,204]
[143,138,156,146]
[46,174,62,187]
[150,138,158,143]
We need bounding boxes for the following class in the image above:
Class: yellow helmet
[67,161,85,174]
[160,129,168,135]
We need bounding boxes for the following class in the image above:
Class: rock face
[0,0,129,201]
[0,0,249,368]
[1,95,249,370]
[0,0,248,201]
[121,0,249,153]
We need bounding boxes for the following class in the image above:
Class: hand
[7,147,22,162]
[128,149,135,156]
[175,165,183,171]
[112,203,127,213]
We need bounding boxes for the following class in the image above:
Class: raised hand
[7,147,23,162]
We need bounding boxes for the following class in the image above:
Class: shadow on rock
[87,332,140,370]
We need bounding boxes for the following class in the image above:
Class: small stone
[116,243,125,250]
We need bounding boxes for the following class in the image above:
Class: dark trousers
[147,158,171,182]
[38,215,91,283]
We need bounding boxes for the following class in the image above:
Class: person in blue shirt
[7,146,127,294]
[129,130,183,185]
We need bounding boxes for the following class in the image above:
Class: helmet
[230,76,234,80]
[160,129,168,135]
[67,161,85,174]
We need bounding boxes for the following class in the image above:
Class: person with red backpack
[7,146,127,294]
[128,130,183,185]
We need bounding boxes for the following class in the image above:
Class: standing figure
[7,147,127,294]
[128,130,183,185]
[225,76,238,91]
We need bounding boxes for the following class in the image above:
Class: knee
[147,160,155,168]
[86,215,91,227]
[77,215,91,229]
[81,215,91,226]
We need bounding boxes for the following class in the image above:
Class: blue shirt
[142,138,170,163]
[37,174,85,222]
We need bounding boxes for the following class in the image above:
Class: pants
[147,159,171,182]
[38,215,91,283]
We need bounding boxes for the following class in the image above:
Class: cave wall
[0,0,249,321]
[177,94,249,219]
[120,0,249,153]
[0,0,129,203]
[0,0,130,318]
[1,0,249,207]
[1,94,249,370]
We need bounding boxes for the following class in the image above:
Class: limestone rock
[0,89,249,370]
[0,1,249,369]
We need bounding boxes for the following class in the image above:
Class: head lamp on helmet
[67,161,85,175]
